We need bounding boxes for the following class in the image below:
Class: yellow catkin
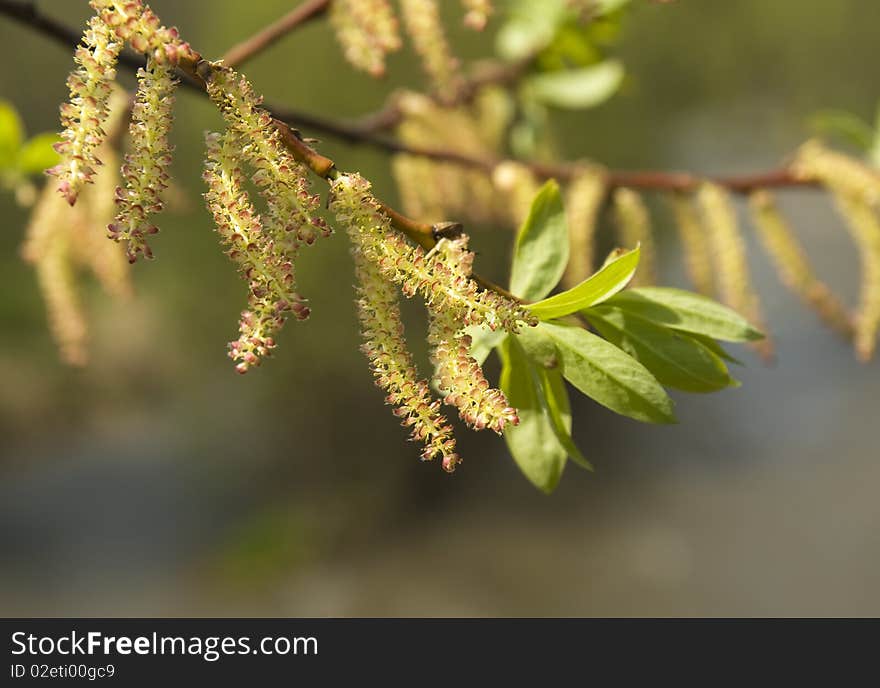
[831,193,880,361]
[492,161,541,228]
[698,182,773,359]
[749,191,853,338]
[22,183,90,365]
[668,192,715,296]
[399,0,463,102]
[330,0,401,77]
[612,188,656,287]
[562,167,606,288]
[791,140,880,360]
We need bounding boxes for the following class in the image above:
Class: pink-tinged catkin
[92,0,197,66]
[428,239,519,434]
[108,56,176,262]
[330,0,401,77]
[203,130,308,373]
[399,0,463,102]
[48,15,122,205]
[355,245,459,471]
[329,173,534,333]
[461,0,493,30]
[205,65,329,250]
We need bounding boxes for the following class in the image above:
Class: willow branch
[222,0,331,69]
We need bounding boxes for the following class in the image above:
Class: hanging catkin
[792,140,880,360]
[562,167,606,288]
[612,188,656,286]
[749,191,853,338]
[668,192,714,296]
[698,182,772,359]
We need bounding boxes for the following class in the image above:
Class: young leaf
[510,179,569,301]
[540,321,676,424]
[537,365,592,470]
[528,246,639,321]
[500,337,567,493]
[585,305,737,393]
[17,132,61,175]
[0,100,23,170]
[608,287,764,342]
[525,60,625,111]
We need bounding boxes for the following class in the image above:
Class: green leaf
[525,60,624,110]
[809,110,874,151]
[0,100,24,170]
[17,132,60,175]
[466,325,508,366]
[685,332,744,367]
[594,0,633,15]
[538,365,592,470]
[496,0,569,60]
[528,246,639,321]
[585,305,736,393]
[540,321,676,424]
[510,179,569,301]
[608,287,764,342]
[500,337,567,493]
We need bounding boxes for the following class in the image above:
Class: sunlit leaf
[525,60,624,110]
[500,337,567,493]
[17,132,61,175]
[528,246,639,321]
[510,179,569,301]
[585,305,737,393]
[0,100,24,170]
[540,321,676,424]
[538,364,592,470]
[608,287,764,342]
[496,0,569,60]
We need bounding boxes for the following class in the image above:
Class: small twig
[222,0,331,69]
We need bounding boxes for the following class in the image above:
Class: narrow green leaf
[510,179,569,301]
[525,60,625,110]
[17,132,60,175]
[466,325,508,366]
[0,100,24,169]
[809,110,874,151]
[608,287,764,342]
[538,365,592,470]
[685,332,744,367]
[540,321,676,424]
[585,305,736,393]
[528,246,639,321]
[500,338,567,493]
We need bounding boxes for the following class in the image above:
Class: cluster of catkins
[329,0,491,96]
[329,173,533,470]
[46,0,537,469]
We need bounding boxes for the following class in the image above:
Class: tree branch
[0,0,817,202]
[222,0,331,69]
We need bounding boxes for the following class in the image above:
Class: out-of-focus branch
[222,0,331,69]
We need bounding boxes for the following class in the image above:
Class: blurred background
[1,0,879,616]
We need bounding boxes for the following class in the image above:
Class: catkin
[668,192,715,296]
[461,0,493,30]
[699,182,772,359]
[749,191,853,338]
[613,188,656,287]
[399,0,463,101]
[562,167,606,288]
[831,193,880,361]
[330,0,401,77]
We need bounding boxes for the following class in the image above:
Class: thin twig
[222,0,331,69]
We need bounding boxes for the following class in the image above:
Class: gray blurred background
[1,0,878,616]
